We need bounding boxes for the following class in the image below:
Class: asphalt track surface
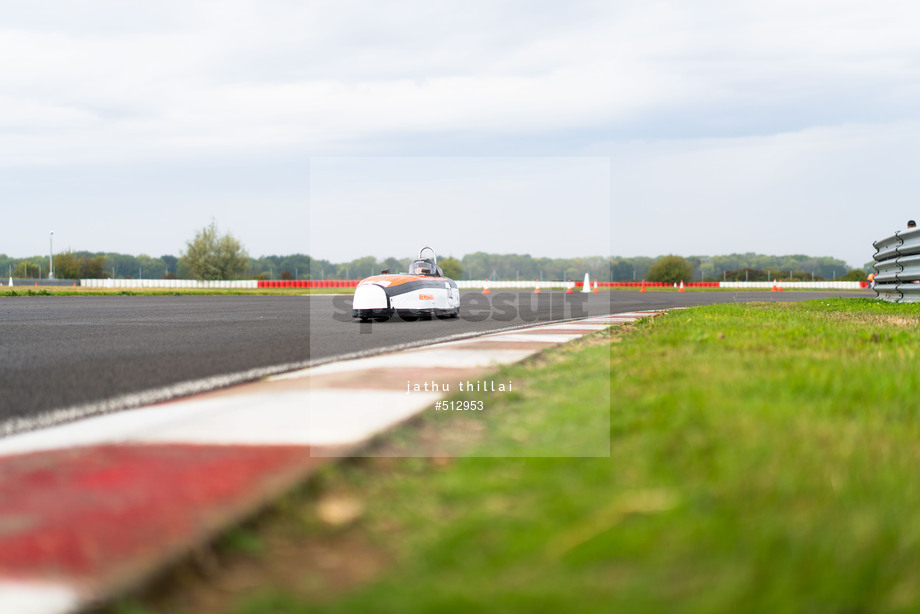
[0,290,869,430]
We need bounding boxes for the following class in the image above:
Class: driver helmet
[410,259,433,275]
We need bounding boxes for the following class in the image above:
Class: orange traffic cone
[679,280,685,292]
[640,279,647,293]
[533,280,541,294]
[592,280,599,293]
[778,279,784,292]
[482,279,491,294]
[565,281,574,294]
[772,278,778,292]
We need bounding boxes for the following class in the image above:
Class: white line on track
[0,361,311,439]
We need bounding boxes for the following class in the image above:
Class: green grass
[113,298,920,614]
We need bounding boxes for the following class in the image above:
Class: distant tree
[49,251,110,279]
[83,255,109,279]
[439,256,462,279]
[281,269,292,280]
[842,268,869,282]
[136,254,165,279]
[161,255,179,277]
[724,268,768,282]
[180,221,249,280]
[310,258,333,280]
[610,258,635,282]
[647,255,694,285]
[384,257,405,273]
[349,256,378,279]
[12,260,38,278]
[53,250,83,279]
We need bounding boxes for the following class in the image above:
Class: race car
[352,247,460,322]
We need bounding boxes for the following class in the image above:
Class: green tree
[161,254,179,277]
[383,257,406,274]
[53,250,83,279]
[135,254,165,279]
[439,256,462,279]
[12,260,38,278]
[842,268,869,282]
[724,268,768,282]
[180,221,249,280]
[83,255,109,279]
[647,255,694,285]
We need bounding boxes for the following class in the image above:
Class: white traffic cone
[582,272,592,293]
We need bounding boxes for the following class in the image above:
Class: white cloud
[1,1,919,260]
[610,121,920,267]
[309,157,610,262]
[2,0,919,164]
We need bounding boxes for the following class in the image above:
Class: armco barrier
[872,227,920,302]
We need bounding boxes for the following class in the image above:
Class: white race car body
[352,247,460,321]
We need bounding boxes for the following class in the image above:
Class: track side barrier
[255,280,361,289]
[81,279,260,289]
[77,279,864,291]
[873,227,920,302]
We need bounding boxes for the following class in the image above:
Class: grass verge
[106,297,920,613]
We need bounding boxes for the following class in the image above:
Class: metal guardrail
[873,228,920,302]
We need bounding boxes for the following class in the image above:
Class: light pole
[49,231,54,280]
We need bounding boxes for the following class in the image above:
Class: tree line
[0,251,315,281]
[0,223,867,281]
[0,250,866,282]
[644,255,868,285]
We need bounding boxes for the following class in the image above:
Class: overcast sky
[3,1,919,267]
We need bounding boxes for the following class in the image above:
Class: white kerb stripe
[137,390,441,447]
[455,333,584,344]
[0,581,81,614]
[282,348,537,378]
[0,389,445,454]
[530,323,611,330]
[303,390,442,446]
